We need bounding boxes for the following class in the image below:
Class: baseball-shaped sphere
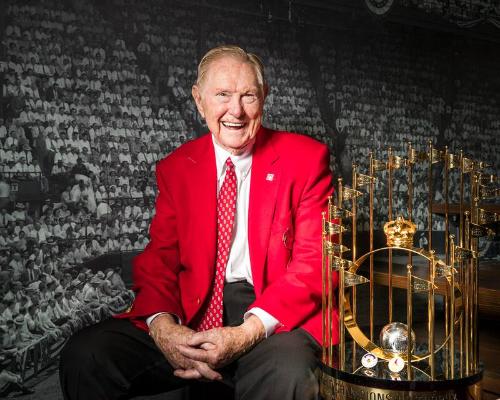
[379,322,416,354]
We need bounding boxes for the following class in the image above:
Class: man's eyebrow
[212,87,259,93]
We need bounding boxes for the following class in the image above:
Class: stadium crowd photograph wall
[0,0,499,397]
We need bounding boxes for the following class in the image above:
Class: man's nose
[228,95,244,118]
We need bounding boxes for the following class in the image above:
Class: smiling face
[192,56,266,155]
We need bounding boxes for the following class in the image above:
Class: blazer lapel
[186,134,217,292]
[248,128,280,296]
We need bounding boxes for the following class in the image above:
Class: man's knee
[60,321,125,381]
[271,335,319,383]
[237,330,320,399]
[61,327,99,374]
[272,340,319,399]
[60,322,132,400]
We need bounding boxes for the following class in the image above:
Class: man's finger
[194,362,222,381]
[186,332,214,347]
[173,368,202,380]
[201,342,216,351]
[177,345,211,363]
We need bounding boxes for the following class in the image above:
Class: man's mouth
[221,121,246,129]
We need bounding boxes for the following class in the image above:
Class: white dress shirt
[147,136,280,337]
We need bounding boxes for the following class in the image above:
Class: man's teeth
[222,122,245,128]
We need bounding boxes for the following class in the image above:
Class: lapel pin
[266,173,274,181]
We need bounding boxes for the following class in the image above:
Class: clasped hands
[149,313,265,381]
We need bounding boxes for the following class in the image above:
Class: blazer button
[196,297,200,305]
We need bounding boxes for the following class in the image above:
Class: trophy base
[320,363,483,400]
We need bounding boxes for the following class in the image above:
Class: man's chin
[219,138,254,154]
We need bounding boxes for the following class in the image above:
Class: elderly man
[60,45,336,400]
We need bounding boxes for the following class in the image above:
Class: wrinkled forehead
[199,55,264,93]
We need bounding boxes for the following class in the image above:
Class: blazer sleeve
[249,144,337,332]
[127,159,185,322]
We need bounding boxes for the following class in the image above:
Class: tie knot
[225,157,234,170]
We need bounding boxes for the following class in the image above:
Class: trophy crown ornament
[383,216,416,248]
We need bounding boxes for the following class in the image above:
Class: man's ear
[191,85,205,119]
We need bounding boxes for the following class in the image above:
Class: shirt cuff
[146,312,181,327]
[244,307,281,338]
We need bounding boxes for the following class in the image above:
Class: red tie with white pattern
[197,157,237,331]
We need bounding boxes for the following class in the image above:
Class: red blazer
[116,127,338,344]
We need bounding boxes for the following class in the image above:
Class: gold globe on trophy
[320,142,498,400]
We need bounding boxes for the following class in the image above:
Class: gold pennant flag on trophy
[480,186,500,200]
[324,240,335,256]
[325,240,350,254]
[412,275,435,293]
[447,153,459,169]
[461,158,490,172]
[435,261,456,278]
[331,256,356,271]
[343,271,369,288]
[477,161,492,170]
[469,223,494,238]
[408,148,428,164]
[372,159,387,172]
[330,206,353,219]
[462,157,475,173]
[356,173,376,187]
[429,148,444,164]
[478,208,499,225]
[479,174,497,185]
[390,155,406,169]
[454,246,476,261]
[342,187,363,201]
[325,221,347,235]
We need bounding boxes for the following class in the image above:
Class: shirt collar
[212,135,253,181]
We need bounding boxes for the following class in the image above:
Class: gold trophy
[320,143,498,400]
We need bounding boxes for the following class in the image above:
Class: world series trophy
[320,142,499,400]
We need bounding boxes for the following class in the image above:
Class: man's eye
[216,92,228,97]
[243,94,257,103]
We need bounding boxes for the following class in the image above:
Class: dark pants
[59,282,321,400]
